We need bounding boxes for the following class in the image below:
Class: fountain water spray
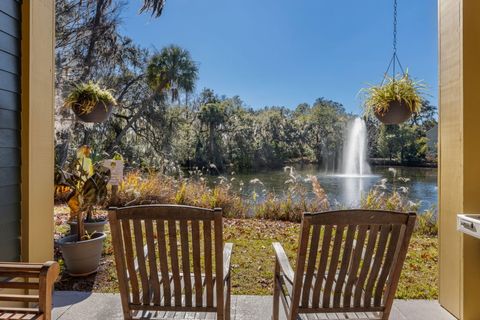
[341,118,371,177]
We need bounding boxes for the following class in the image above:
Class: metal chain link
[393,0,397,56]
[382,0,405,85]
[392,0,398,78]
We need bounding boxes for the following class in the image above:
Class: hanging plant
[361,0,427,125]
[65,81,117,123]
[362,73,425,125]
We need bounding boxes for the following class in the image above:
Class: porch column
[20,0,55,262]
[439,0,480,319]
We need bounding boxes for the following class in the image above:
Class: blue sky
[121,0,438,115]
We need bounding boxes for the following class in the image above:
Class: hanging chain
[393,0,398,57]
[382,0,404,85]
[392,0,398,79]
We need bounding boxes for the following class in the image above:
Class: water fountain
[341,118,371,177]
[332,118,374,206]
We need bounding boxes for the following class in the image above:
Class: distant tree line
[54,0,437,174]
[366,101,437,165]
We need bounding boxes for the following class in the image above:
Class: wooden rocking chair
[109,205,233,320]
[272,210,416,320]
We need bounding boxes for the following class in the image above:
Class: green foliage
[140,0,166,17]
[174,182,187,204]
[198,103,227,126]
[55,158,111,241]
[64,81,116,115]
[55,161,111,215]
[371,100,437,164]
[415,209,438,236]
[304,98,349,165]
[363,73,425,117]
[146,45,199,101]
[376,124,429,163]
[55,0,437,172]
[198,102,228,169]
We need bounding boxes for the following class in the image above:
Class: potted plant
[55,161,111,276]
[362,73,424,125]
[68,212,108,236]
[64,81,117,123]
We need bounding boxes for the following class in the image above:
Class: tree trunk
[79,0,109,81]
[116,74,144,104]
[107,79,169,153]
[209,123,215,163]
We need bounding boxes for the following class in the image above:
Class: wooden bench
[0,261,60,320]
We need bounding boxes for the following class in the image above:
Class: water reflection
[207,164,438,212]
[340,176,366,207]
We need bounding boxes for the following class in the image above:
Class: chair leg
[225,277,232,320]
[122,308,132,320]
[272,260,280,320]
[217,302,225,320]
[382,309,391,320]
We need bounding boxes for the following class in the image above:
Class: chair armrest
[0,261,59,281]
[39,262,60,316]
[39,261,60,285]
[0,261,59,316]
[272,242,294,284]
[223,243,233,281]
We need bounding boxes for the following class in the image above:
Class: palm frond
[140,0,166,17]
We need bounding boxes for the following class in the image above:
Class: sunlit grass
[54,207,437,298]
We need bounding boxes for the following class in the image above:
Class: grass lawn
[54,206,438,299]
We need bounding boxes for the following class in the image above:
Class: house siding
[0,0,21,262]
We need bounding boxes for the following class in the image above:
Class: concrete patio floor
[52,291,456,320]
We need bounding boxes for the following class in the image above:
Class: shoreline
[368,159,438,168]
[216,161,438,176]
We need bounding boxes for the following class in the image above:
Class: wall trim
[20,0,55,262]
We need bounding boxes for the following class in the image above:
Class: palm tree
[140,0,166,17]
[147,45,199,102]
[109,45,198,150]
[198,102,227,167]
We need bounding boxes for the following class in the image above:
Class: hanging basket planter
[72,101,114,123]
[374,100,414,125]
[362,73,424,125]
[361,0,427,125]
[65,81,117,124]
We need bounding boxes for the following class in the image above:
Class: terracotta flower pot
[57,232,106,277]
[68,219,108,236]
[374,100,413,125]
[72,102,113,123]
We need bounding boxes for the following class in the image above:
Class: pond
[213,165,438,213]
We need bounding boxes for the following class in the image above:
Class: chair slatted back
[109,205,224,315]
[290,210,416,316]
